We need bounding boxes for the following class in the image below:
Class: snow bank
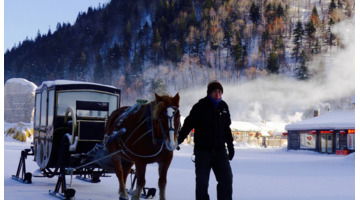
[4,78,37,123]
[4,142,354,200]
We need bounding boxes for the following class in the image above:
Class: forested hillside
[4,0,355,102]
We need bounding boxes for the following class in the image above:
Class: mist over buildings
[178,18,355,123]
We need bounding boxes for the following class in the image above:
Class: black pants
[195,149,233,200]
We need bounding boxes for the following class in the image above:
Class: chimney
[314,109,320,117]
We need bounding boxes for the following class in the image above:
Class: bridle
[157,106,181,140]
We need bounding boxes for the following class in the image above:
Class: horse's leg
[111,154,128,200]
[121,159,134,189]
[158,159,172,200]
[132,161,147,200]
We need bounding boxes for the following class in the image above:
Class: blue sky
[4,0,110,51]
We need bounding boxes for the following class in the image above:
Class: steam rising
[179,18,355,123]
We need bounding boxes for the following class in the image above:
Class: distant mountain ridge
[4,0,354,102]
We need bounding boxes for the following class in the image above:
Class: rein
[118,114,166,159]
[116,104,166,158]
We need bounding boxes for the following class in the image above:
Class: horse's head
[153,93,180,151]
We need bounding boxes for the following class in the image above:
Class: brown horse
[105,93,180,200]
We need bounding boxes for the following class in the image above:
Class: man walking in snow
[177,80,234,200]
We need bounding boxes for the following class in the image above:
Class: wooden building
[230,121,261,142]
[285,111,355,154]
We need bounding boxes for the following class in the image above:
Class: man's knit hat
[207,80,223,95]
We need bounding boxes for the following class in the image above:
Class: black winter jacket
[178,97,234,152]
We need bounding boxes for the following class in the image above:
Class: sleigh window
[56,90,118,118]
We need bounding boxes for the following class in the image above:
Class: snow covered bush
[4,123,33,142]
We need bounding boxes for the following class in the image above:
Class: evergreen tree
[264,3,275,24]
[223,17,234,68]
[312,6,318,17]
[329,0,337,13]
[94,53,105,83]
[192,34,203,58]
[224,17,233,49]
[74,52,87,81]
[204,0,214,9]
[188,7,198,27]
[337,0,343,8]
[276,4,285,19]
[267,51,279,74]
[123,20,132,60]
[292,21,304,61]
[151,28,162,64]
[345,1,353,17]
[327,18,335,46]
[142,22,150,46]
[152,27,162,46]
[165,38,182,63]
[106,43,122,70]
[231,33,246,72]
[295,50,309,80]
[305,20,316,50]
[249,2,261,26]
[310,6,319,27]
[131,51,142,74]
[139,43,146,64]
[274,35,286,72]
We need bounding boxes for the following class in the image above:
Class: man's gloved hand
[228,146,234,161]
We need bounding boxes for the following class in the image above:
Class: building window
[244,132,249,141]
[347,134,355,150]
[300,132,316,149]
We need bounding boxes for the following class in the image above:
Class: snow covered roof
[259,130,270,136]
[255,121,287,133]
[38,80,117,89]
[230,121,261,132]
[5,78,37,93]
[285,111,355,131]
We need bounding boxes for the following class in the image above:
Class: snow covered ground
[4,135,354,200]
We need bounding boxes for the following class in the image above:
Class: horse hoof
[120,197,129,200]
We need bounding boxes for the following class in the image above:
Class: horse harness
[112,102,180,159]
[70,102,179,173]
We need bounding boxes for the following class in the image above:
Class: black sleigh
[12,80,122,199]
